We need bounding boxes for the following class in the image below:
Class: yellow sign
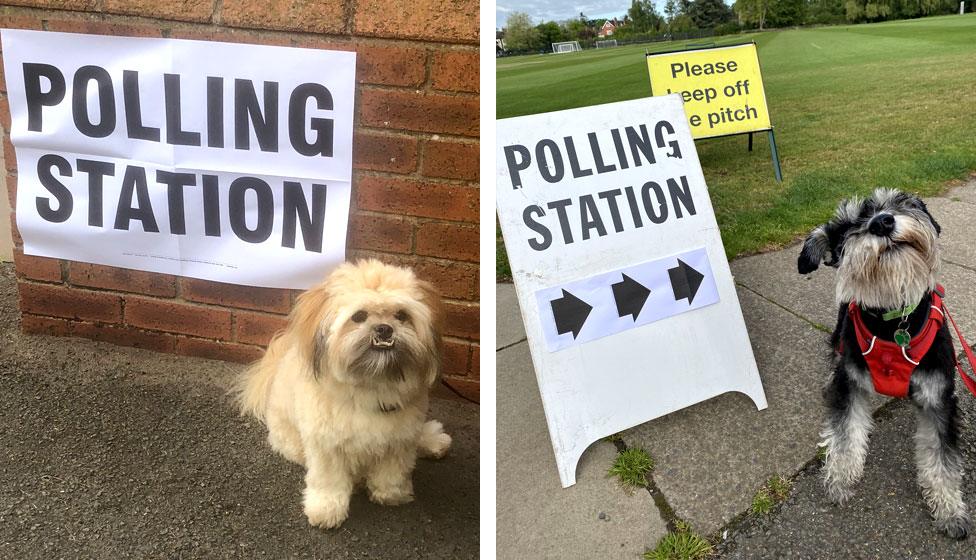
[647,43,771,139]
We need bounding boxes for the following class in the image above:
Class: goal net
[595,39,618,49]
[552,41,582,53]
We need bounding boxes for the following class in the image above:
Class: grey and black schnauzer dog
[797,188,970,539]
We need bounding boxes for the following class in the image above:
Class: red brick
[359,89,478,137]
[4,137,16,172]
[442,301,478,339]
[13,249,61,282]
[5,173,15,208]
[441,376,478,403]
[19,282,122,322]
[416,221,478,262]
[354,132,418,174]
[422,138,478,181]
[431,50,478,93]
[442,337,470,376]
[354,0,478,44]
[1,1,95,10]
[102,0,215,23]
[413,259,477,301]
[0,60,5,93]
[221,0,345,34]
[0,13,44,35]
[236,310,289,346]
[125,297,232,339]
[23,314,180,353]
[357,45,427,87]
[176,337,264,363]
[181,278,291,313]
[347,212,413,254]
[45,17,163,37]
[73,322,179,352]
[21,314,68,336]
[355,174,478,222]
[10,213,22,247]
[69,262,177,297]
[0,96,10,132]
[469,344,479,377]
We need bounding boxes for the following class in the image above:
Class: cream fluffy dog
[236,259,452,529]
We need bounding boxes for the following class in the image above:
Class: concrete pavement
[497,180,976,557]
[0,265,479,559]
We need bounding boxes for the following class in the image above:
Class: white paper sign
[1,30,356,289]
[496,95,768,487]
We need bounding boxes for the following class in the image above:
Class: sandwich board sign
[646,42,782,181]
[496,95,767,487]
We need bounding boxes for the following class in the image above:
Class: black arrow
[611,274,651,320]
[550,289,592,339]
[668,259,704,304]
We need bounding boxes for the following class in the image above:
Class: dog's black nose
[374,324,394,340]
[868,213,896,237]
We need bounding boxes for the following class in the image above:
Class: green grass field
[496,15,976,278]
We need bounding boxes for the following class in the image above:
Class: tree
[504,12,539,51]
[687,0,734,28]
[535,21,565,50]
[664,0,679,31]
[627,0,664,33]
[734,0,771,28]
[565,17,596,40]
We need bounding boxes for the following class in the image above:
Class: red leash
[943,303,976,397]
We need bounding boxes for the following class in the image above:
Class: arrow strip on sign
[534,247,720,352]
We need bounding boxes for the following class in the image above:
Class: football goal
[552,41,582,53]
[595,39,618,49]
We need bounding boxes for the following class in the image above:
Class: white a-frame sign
[496,95,768,487]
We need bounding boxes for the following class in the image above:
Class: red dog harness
[847,290,944,398]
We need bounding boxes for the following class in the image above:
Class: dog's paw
[369,486,415,506]
[418,420,452,459]
[938,514,971,540]
[824,482,855,506]
[303,492,349,529]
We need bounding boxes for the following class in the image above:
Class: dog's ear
[288,284,332,378]
[798,225,830,274]
[417,280,444,388]
[917,199,941,236]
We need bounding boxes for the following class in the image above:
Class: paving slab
[731,243,838,330]
[925,197,976,271]
[622,289,846,535]
[946,178,976,206]
[496,283,526,349]
[0,265,479,559]
[496,340,666,559]
[720,386,976,560]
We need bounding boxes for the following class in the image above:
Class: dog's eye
[351,310,368,323]
[395,310,409,322]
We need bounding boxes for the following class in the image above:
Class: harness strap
[942,303,976,397]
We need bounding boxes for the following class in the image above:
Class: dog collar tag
[893,329,911,348]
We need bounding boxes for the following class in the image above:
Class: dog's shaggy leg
[367,446,416,506]
[266,411,305,466]
[302,448,353,529]
[821,365,874,505]
[417,419,452,459]
[911,374,970,539]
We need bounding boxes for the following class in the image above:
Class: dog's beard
[344,332,426,383]
[836,217,939,309]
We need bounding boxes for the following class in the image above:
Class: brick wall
[0,0,480,402]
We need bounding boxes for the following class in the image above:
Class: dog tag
[894,329,911,348]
